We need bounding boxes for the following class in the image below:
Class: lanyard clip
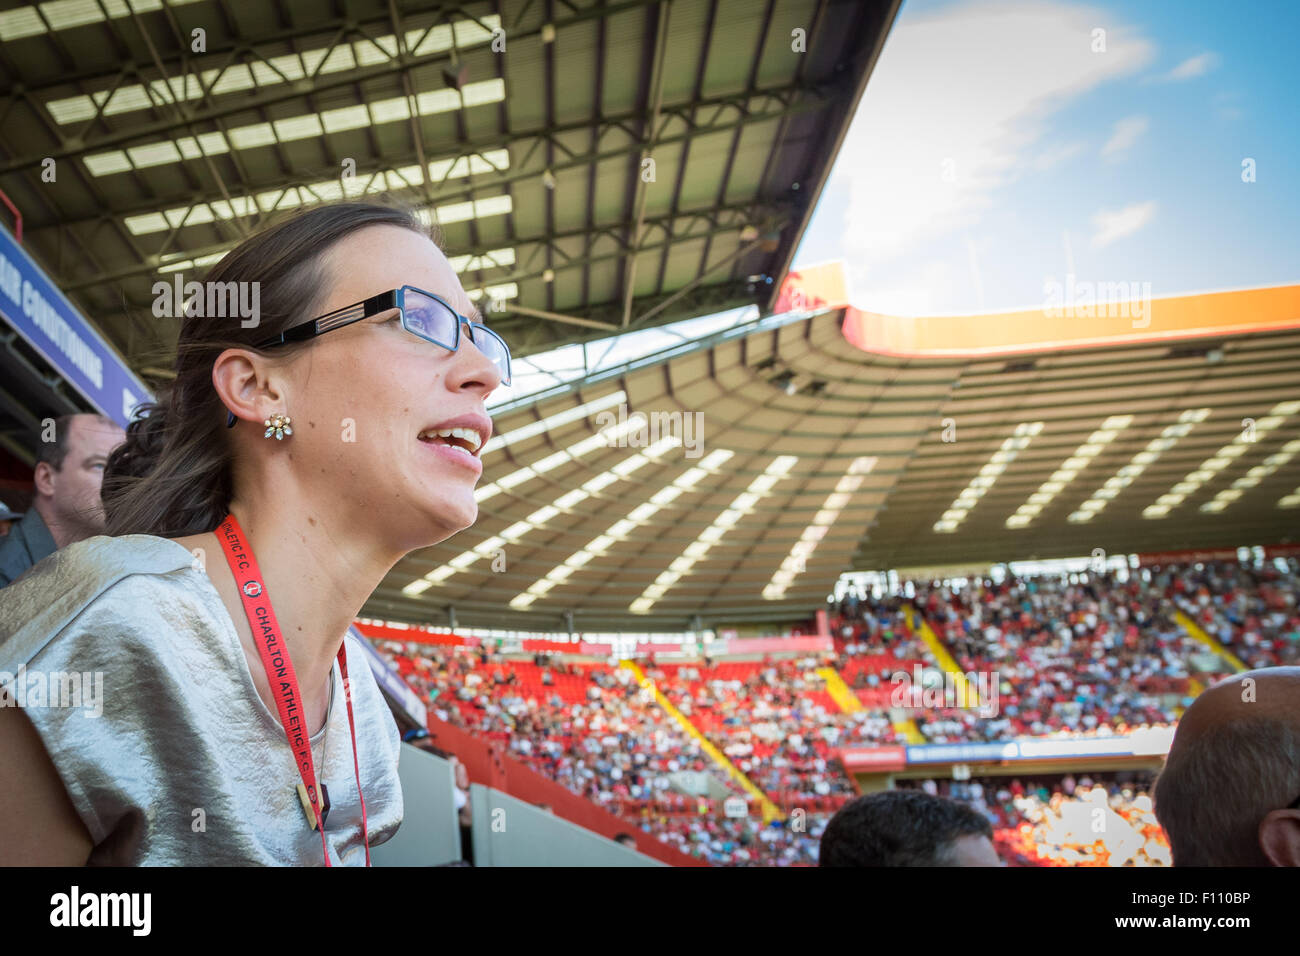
[296,782,331,831]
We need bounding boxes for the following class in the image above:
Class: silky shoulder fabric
[0,534,403,865]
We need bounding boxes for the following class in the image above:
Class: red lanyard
[216,513,370,866]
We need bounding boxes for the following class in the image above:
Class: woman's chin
[419,494,478,537]
[401,468,480,530]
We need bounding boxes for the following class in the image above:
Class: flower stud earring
[264,413,292,440]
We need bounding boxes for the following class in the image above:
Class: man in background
[1154,666,1300,866]
[0,502,19,537]
[819,789,1002,866]
[0,413,125,588]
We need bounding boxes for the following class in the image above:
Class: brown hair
[103,201,435,538]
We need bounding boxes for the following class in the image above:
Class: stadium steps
[619,660,784,823]
[1173,676,1206,718]
[816,662,921,740]
[904,604,980,705]
[815,667,863,713]
[1173,609,1248,672]
[891,714,927,744]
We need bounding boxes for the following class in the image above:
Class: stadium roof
[368,283,1300,632]
[0,0,899,425]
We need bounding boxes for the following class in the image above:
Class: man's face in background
[37,415,126,540]
[945,833,1004,866]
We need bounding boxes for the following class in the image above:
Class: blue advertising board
[0,225,151,427]
[903,730,1173,765]
[904,742,1020,764]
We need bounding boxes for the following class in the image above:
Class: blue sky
[496,0,1297,406]
[793,0,1300,315]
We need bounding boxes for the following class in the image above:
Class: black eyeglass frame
[259,285,509,377]
[225,286,510,427]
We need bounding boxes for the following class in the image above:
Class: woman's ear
[213,347,283,425]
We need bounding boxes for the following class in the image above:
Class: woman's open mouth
[418,427,484,474]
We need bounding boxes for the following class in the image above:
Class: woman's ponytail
[102,385,233,538]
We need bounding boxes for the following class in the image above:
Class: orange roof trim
[839,284,1300,358]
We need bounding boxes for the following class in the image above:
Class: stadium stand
[363,555,1299,865]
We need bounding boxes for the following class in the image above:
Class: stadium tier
[359,556,1298,866]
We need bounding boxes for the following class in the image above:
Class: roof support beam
[0,0,666,176]
[619,0,670,327]
[108,209,788,333]
[504,303,618,331]
[69,197,792,291]
[26,79,832,256]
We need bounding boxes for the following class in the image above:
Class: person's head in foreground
[1154,666,1300,866]
[818,789,1001,866]
[0,201,507,865]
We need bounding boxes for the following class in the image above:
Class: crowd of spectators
[370,557,1296,865]
[901,773,1170,866]
[1154,560,1300,670]
[908,573,1197,739]
[825,561,1299,742]
[375,641,850,864]
[636,812,829,866]
[386,645,741,810]
[651,657,893,805]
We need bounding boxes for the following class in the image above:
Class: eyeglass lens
[404,288,511,385]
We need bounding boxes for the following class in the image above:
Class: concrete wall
[371,743,463,867]
[469,784,665,867]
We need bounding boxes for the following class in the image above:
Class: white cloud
[817,0,1154,306]
[1100,115,1149,159]
[1212,90,1243,121]
[1161,52,1219,81]
[1031,141,1085,171]
[1089,200,1157,248]
[849,259,957,316]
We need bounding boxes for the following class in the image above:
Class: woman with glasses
[0,202,508,864]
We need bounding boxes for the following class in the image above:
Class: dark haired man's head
[819,790,1000,867]
[614,833,637,849]
[33,413,125,546]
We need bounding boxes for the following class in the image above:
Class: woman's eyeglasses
[253,285,512,386]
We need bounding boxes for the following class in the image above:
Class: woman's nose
[448,321,503,393]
